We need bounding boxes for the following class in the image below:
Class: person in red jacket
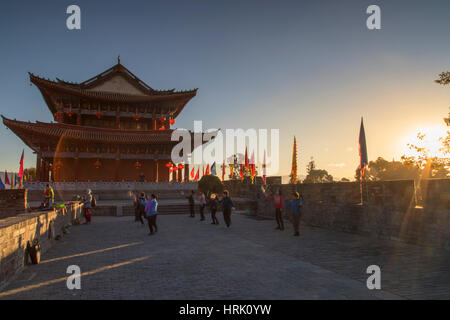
[261,186,284,230]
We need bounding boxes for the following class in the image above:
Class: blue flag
[359,117,368,178]
[211,162,217,175]
[0,177,5,190]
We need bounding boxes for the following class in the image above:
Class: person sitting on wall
[43,184,54,208]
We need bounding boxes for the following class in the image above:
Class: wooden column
[184,163,189,183]
[43,160,49,182]
[36,154,42,182]
[116,109,121,129]
[74,156,79,181]
[114,157,120,181]
[76,102,82,125]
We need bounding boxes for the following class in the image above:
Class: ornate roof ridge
[29,73,198,102]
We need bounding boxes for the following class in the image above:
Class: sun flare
[402,126,448,159]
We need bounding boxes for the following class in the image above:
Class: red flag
[190,167,195,179]
[244,147,249,169]
[359,117,368,180]
[221,164,225,182]
[263,151,267,185]
[18,150,24,178]
[250,151,255,179]
[205,164,210,175]
[239,164,244,181]
[4,171,10,185]
[194,168,199,181]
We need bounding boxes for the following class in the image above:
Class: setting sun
[402,126,448,159]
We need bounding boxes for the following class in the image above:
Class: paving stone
[0,213,448,300]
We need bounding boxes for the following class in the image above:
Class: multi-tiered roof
[2,58,198,182]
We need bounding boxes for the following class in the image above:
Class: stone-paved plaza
[0,213,449,300]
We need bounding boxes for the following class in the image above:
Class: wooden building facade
[3,59,198,182]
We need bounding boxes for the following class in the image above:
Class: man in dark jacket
[219,190,234,227]
[187,190,195,217]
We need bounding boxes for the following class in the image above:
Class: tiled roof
[30,73,197,103]
[2,116,179,145]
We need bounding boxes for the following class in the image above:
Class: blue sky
[0,0,449,179]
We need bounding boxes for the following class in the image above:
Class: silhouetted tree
[303,158,333,183]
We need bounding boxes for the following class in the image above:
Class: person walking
[262,186,284,230]
[84,189,94,224]
[43,184,54,208]
[133,191,140,223]
[186,190,195,217]
[208,193,219,225]
[198,191,206,221]
[219,190,234,228]
[136,192,147,225]
[145,194,158,235]
[288,192,303,236]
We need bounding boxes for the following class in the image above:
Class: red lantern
[178,164,184,170]
[159,117,166,122]
[94,160,102,169]
[54,161,63,170]
[159,126,165,130]
[165,162,173,168]
[134,161,142,169]
[133,114,141,121]
[95,112,103,119]
[169,119,175,125]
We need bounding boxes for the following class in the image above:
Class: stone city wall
[226,179,449,248]
[0,202,84,287]
[0,189,28,220]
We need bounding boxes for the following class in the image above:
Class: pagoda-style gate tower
[3,59,197,182]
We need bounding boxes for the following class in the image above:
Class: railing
[24,181,198,191]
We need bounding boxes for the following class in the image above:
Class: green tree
[198,175,224,197]
[24,167,36,181]
[355,157,421,181]
[400,74,450,178]
[303,158,333,183]
[435,71,450,85]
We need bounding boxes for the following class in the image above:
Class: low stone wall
[25,181,198,191]
[0,190,28,220]
[0,202,84,286]
[228,179,449,248]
